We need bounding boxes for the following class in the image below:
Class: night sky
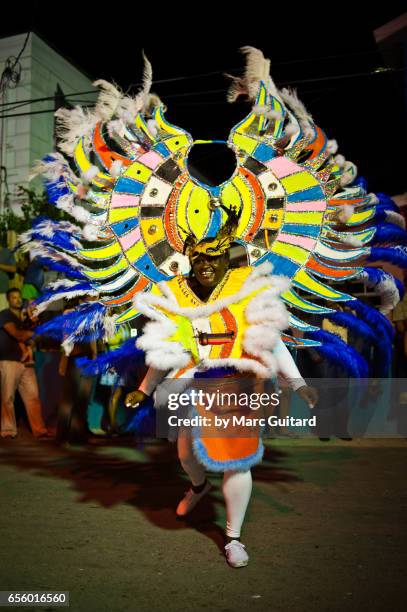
[2,3,406,194]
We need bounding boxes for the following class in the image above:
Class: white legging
[177,429,253,538]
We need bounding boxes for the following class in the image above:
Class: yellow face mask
[187,236,235,262]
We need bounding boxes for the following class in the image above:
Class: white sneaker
[225,540,249,568]
[176,481,211,517]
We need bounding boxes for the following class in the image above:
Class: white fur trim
[135,263,290,377]
[334,154,346,168]
[327,139,338,155]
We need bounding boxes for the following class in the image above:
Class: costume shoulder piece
[24,47,406,377]
[134,262,290,378]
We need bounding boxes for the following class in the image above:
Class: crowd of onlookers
[0,241,406,444]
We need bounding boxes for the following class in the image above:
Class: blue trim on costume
[115,177,145,195]
[206,207,222,237]
[111,216,139,236]
[256,252,300,277]
[154,142,170,157]
[282,223,320,238]
[132,252,168,282]
[192,436,264,473]
[287,186,325,202]
[253,143,276,163]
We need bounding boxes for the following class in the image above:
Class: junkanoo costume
[21,46,406,562]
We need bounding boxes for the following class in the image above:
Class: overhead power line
[0,67,402,120]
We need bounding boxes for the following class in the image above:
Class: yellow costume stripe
[230,175,253,235]
[186,186,211,238]
[126,240,145,263]
[83,257,128,280]
[176,180,194,233]
[115,306,140,324]
[168,316,199,363]
[108,207,140,223]
[79,241,122,260]
[124,161,153,183]
[345,209,375,226]
[282,289,332,313]
[271,97,284,137]
[293,269,350,300]
[140,218,165,246]
[164,134,191,153]
[256,83,268,133]
[231,133,258,155]
[272,242,310,264]
[220,182,242,217]
[281,171,320,193]
[135,114,157,143]
[284,211,324,225]
[74,138,111,188]
[154,106,186,136]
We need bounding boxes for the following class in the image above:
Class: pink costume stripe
[266,157,300,178]
[286,201,326,212]
[118,227,141,250]
[278,233,316,250]
[138,151,163,169]
[110,194,140,208]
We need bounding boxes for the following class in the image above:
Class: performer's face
[192,253,229,288]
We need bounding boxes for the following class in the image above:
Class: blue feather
[125,397,156,436]
[376,193,399,211]
[76,339,145,376]
[307,329,369,377]
[343,299,394,341]
[34,281,95,307]
[368,247,407,268]
[28,217,80,252]
[35,301,108,343]
[326,311,391,376]
[34,256,86,280]
[351,176,368,191]
[394,278,405,300]
[45,178,70,204]
[361,266,404,301]
[371,224,407,246]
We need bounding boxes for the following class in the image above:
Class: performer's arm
[125,366,167,408]
[274,338,318,408]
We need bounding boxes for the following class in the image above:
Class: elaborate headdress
[22,48,406,376]
[182,203,242,261]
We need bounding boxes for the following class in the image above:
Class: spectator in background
[21,256,45,301]
[0,244,16,311]
[0,288,49,439]
[56,298,97,445]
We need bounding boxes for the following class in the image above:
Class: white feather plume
[280,87,314,137]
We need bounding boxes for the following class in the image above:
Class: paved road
[1,435,406,612]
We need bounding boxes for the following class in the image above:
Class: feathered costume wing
[22,48,406,377]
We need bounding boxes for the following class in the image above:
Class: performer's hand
[296,385,318,409]
[125,389,147,409]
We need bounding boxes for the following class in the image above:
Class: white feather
[280,87,313,135]
[334,154,346,168]
[110,160,123,178]
[338,204,355,222]
[327,139,338,155]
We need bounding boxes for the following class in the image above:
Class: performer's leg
[177,427,206,486]
[222,470,252,540]
[223,469,252,568]
[176,427,210,516]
